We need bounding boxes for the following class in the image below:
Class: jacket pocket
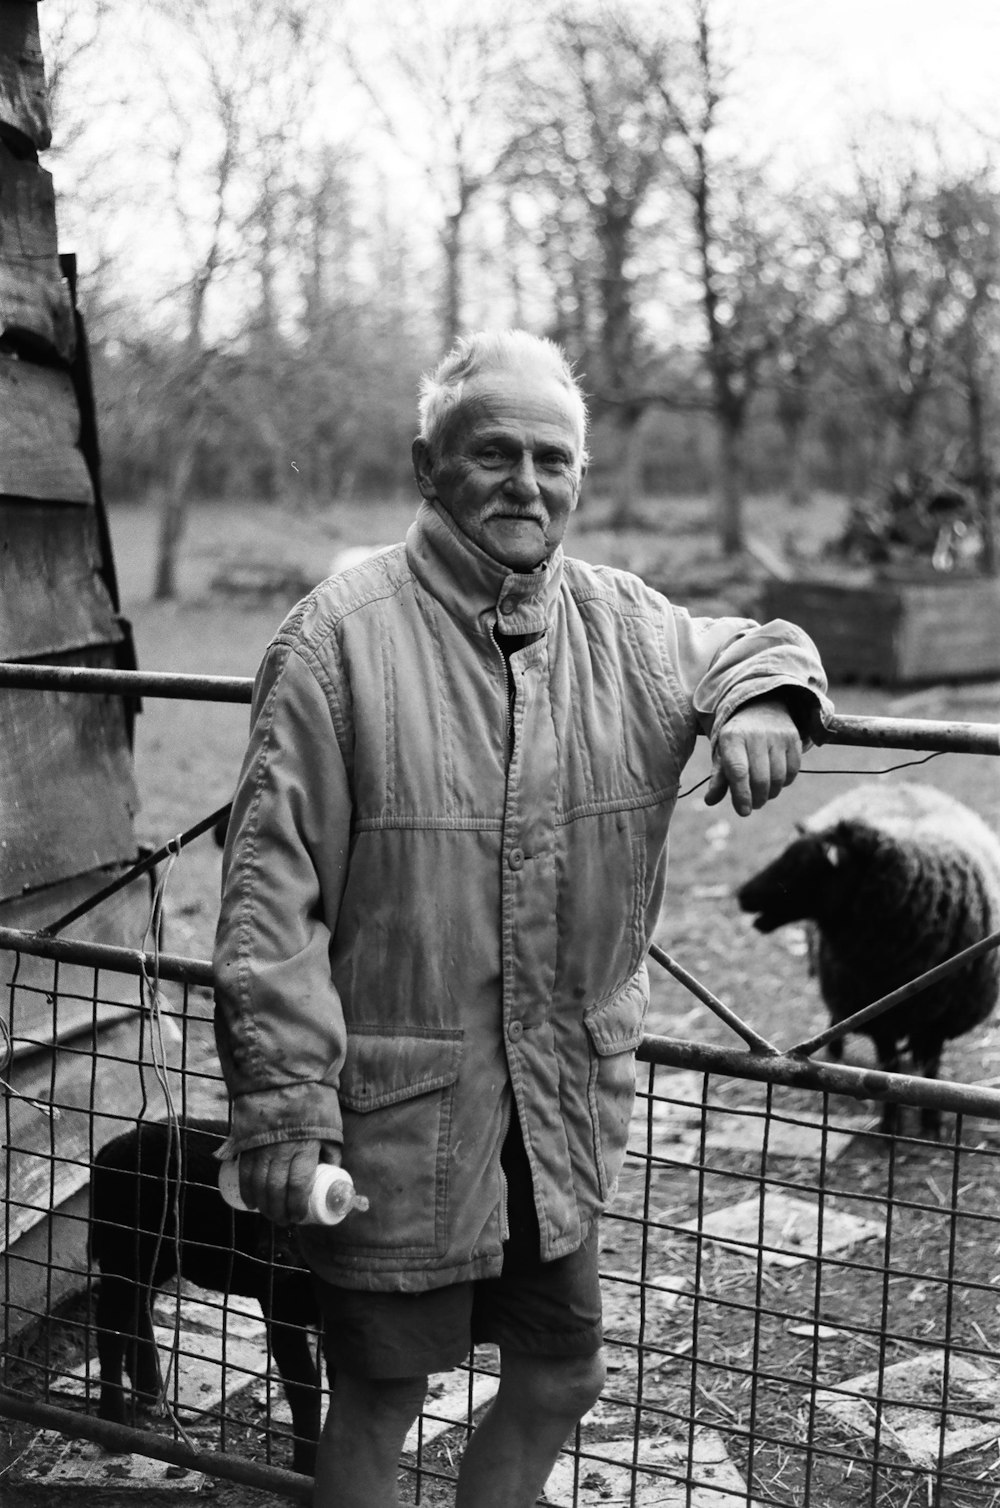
[584,970,648,1201]
[336,1028,463,1256]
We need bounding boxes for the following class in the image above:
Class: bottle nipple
[306,1164,370,1226]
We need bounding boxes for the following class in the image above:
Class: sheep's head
[736,823,856,932]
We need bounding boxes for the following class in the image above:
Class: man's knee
[328,1371,428,1434]
[503,1348,606,1423]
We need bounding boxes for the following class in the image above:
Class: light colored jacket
[213,501,830,1291]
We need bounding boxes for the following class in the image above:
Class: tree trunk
[781,414,811,508]
[716,416,745,556]
[777,377,811,507]
[979,483,997,577]
[965,358,997,576]
[609,407,646,529]
[152,438,198,602]
[441,210,462,346]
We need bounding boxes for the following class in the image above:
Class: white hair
[417,329,589,466]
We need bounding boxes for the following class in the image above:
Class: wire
[40,801,232,937]
[677,750,943,800]
[136,835,197,1452]
[0,952,61,1122]
[801,752,942,776]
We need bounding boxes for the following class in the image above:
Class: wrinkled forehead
[441,366,586,462]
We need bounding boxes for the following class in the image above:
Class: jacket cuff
[218,1081,343,1160]
[710,680,833,753]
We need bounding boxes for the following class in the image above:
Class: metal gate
[2,665,999,1506]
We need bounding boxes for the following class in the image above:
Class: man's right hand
[236,1138,341,1226]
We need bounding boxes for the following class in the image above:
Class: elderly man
[213,329,830,1508]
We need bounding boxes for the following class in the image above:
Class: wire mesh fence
[2,662,999,1502]
[3,931,1000,1506]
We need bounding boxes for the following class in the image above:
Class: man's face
[412,367,586,572]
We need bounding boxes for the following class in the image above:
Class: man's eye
[539,454,569,470]
[478,447,506,464]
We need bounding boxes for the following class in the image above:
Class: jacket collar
[406,500,564,637]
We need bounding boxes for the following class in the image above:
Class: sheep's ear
[821,838,840,867]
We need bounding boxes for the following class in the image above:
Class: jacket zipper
[491,625,516,758]
[493,620,515,1247]
[497,1095,512,1242]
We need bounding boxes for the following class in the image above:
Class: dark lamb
[90,1118,326,1474]
[736,782,1000,1136]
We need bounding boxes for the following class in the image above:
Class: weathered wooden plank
[2,1012,186,1252]
[0,144,75,360]
[0,645,139,903]
[2,1186,91,1342]
[0,869,158,1018]
[0,501,120,658]
[0,3,50,151]
[0,354,93,504]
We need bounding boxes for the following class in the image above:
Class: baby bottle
[218,1158,369,1225]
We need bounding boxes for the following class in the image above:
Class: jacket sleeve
[213,637,351,1157]
[663,606,833,747]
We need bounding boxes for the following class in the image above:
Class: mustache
[483,505,547,524]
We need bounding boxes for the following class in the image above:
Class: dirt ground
[4,489,1000,1506]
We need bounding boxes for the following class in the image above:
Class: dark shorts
[314,1117,604,1379]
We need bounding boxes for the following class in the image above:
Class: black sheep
[90,1118,327,1474]
[736,783,1000,1137]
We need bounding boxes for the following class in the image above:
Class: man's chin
[484,517,548,571]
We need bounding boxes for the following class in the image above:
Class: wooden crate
[761,574,1000,685]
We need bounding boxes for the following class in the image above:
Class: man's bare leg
[455,1348,606,1508]
[312,1371,427,1508]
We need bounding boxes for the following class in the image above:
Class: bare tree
[617,0,794,554]
[838,154,956,479]
[36,0,115,154]
[765,196,851,508]
[347,0,531,346]
[138,0,329,598]
[503,6,683,524]
[933,168,1000,573]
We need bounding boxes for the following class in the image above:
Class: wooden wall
[1,4,164,1315]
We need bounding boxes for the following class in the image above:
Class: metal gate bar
[0,1388,311,1500]
[0,661,997,754]
[6,925,1000,1125]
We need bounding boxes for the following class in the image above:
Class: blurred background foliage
[37,0,1000,592]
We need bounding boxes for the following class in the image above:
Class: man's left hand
[704,697,803,817]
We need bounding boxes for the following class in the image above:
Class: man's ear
[412,437,436,500]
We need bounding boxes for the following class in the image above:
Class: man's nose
[504,453,540,498]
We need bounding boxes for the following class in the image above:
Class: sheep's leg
[95,1276,129,1424]
[132,1305,162,1406]
[264,1310,323,1476]
[913,1044,943,1140]
[96,1277,160,1419]
[872,1035,903,1136]
[121,1284,162,1410]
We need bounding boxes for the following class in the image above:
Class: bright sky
[38,0,1000,330]
[741,0,1000,178]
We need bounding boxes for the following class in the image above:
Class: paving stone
[23,1434,204,1490]
[542,1427,764,1506]
[814,1350,1000,1466]
[682,1190,884,1267]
